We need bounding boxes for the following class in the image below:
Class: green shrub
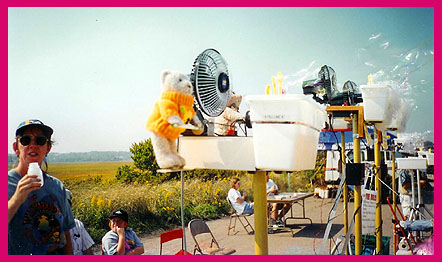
[130,139,158,171]
[192,203,221,219]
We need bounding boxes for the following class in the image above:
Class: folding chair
[159,228,192,255]
[188,219,236,255]
[386,197,417,253]
[226,196,254,235]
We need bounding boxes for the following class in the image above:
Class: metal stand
[322,106,364,255]
[374,127,383,254]
[157,168,195,255]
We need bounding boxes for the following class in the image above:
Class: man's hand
[8,174,42,224]
[13,174,41,204]
[116,226,125,237]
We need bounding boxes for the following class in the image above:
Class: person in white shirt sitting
[266,173,291,227]
[227,177,253,215]
[66,189,95,255]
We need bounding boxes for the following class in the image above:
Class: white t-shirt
[266,179,279,196]
[228,188,245,214]
[70,219,94,255]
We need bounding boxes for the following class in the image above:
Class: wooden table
[267,192,314,227]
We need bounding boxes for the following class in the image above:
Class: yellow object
[266,73,284,94]
[374,128,383,254]
[352,114,362,255]
[367,74,374,85]
[272,76,277,94]
[253,171,268,255]
[342,131,349,254]
[276,72,283,94]
[146,91,196,140]
[265,85,271,95]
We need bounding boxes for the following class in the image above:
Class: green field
[48,161,132,182]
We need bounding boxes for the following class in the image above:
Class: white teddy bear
[146,70,203,169]
[214,92,244,136]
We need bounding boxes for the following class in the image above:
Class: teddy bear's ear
[161,70,171,84]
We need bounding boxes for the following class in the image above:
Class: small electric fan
[190,49,231,117]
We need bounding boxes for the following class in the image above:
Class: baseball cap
[109,209,128,223]
[16,119,53,138]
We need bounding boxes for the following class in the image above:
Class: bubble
[369,33,382,40]
[380,41,390,49]
[357,34,433,110]
[284,60,319,92]
[364,62,376,68]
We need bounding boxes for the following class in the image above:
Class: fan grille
[318,65,337,99]
[343,80,358,93]
[191,49,231,117]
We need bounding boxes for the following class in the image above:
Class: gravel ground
[93,185,434,255]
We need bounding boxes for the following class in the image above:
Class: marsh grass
[48,162,253,241]
[49,161,131,181]
[42,162,315,242]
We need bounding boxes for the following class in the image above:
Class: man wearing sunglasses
[8,119,75,255]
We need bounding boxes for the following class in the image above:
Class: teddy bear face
[161,70,193,96]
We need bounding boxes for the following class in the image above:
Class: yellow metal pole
[352,114,362,255]
[374,128,383,254]
[342,131,349,255]
[391,152,397,253]
[253,170,268,255]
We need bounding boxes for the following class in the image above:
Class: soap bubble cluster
[357,33,434,110]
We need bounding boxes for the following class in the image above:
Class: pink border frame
[3,1,439,261]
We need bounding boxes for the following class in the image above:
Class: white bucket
[396,157,427,169]
[426,153,434,166]
[360,85,393,123]
[387,98,410,132]
[245,94,326,171]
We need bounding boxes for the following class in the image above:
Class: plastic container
[360,85,393,123]
[396,157,427,170]
[325,151,340,182]
[245,94,326,171]
[426,153,434,166]
[387,97,410,132]
[28,162,43,187]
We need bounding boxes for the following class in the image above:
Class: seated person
[102,209,144,255]
[228,177,254,215]
[266,173,291,227]
[398,170,418,220]
[66,190,94,255]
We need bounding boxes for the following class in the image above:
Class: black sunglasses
[19,135,48,146]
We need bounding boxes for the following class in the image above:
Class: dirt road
[92,189,433,255]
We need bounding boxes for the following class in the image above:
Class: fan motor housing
[217,72,229,93]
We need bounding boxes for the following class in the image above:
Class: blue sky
[8,7,434,153]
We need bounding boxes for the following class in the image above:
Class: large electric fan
[303,65,362,106]
[342,80,357,93]
[318,65,338,102]
[303,65,338,104]
[342,80,363,106]
[190,49,231,117]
